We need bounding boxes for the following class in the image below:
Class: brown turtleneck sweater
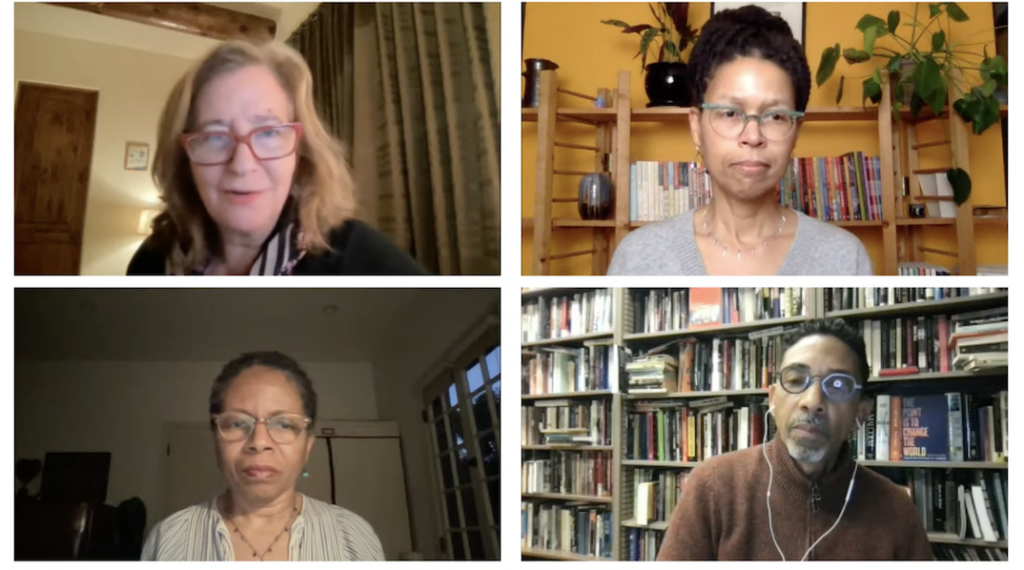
[656,437,932,560]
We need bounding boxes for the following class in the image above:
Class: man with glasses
[657,319,931,560]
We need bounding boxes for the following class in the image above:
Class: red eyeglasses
[179,123,304,165]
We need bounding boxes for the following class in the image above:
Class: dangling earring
[694,145,703,165]
[302,469,309,478]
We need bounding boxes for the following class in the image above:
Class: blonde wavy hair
[150,40,355,274]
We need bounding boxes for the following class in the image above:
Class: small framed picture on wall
[711,3,806,47]
[124,142,150,171]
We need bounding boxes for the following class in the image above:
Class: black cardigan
[126,220,427,275]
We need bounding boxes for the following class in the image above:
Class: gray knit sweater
[607,209,873,275]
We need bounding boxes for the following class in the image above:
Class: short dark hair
[209,351,318,428]
[688,5,811,112]
[782,318,871,385]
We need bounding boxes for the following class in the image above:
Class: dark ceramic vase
[522,58,559,108]
[645,62,692,108]
[578,173,613,220]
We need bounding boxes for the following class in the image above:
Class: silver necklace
[228,495,300,560]
[700,206,786,260]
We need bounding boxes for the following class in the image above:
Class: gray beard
[784,436,829,463]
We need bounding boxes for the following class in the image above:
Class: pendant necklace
[228,494,301,561]
[700,206,786,260]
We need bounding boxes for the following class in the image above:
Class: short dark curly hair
[782,318,871,387]
[688,5,811,112]
[209,351,318,429]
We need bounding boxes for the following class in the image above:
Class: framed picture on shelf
[124,141,149,171]
[711,2,806,47]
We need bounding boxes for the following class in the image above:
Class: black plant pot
[645,62,692,108]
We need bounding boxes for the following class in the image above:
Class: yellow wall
[522,2,1007,275]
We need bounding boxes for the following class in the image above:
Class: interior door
[162,424,223,522]
[330,437,412,560]
[14,82,98,275]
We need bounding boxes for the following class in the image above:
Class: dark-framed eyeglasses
[180,123,304,166]
[700,103,804,141]
[212,411,310,444]
[778,364,862,403]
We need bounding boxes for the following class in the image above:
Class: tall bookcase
[523,69,1008,275]
[521,287,1008,561]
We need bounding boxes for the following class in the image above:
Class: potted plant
[815,2,1007,205]
[602,3,699,107]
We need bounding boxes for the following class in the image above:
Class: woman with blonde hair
[127,41,423,275]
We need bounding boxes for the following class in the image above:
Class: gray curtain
[287,3,355,145]
[373,3,500,275]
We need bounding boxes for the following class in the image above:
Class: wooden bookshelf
[859,460,1007,470]
[522,390,613,401]
[623,519,670,531]
[525,69,1006,275]
[927,534,1008,548]
[866,369,1009,384]
[624,315,810,342]
[622,460,698,468]
[825,291,1008,320]
[522,287,1009,560]
[522,444,614,451]
[521,492,614,503]
[624,389,768,400]
[521,548,612,561]
[522,331,613,347]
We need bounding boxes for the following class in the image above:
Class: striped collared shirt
[141,494,384,560]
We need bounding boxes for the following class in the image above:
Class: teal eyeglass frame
[699,103,805,139]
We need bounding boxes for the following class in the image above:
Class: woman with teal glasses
[608,5,873,276]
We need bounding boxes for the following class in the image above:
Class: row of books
[626,333,788,394]
[521,399,611,446]
[632,469,688,526]
[521,502,613,559]
[902,469,1009,543]
[626,528,664,562]
[779,152,884,222]
[824,287,1003,312]
[626,398,774,462]
[521,451,614,497]
[859,391,1008,463]
[932,545,1008,561]
[627,153,884,223]
[629,288,809,334]
[858,305,1007,376]
[628,161,711,222]
[522,289,614,343]
[521,344,618,395]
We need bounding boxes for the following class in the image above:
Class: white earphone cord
[763,407,860,561]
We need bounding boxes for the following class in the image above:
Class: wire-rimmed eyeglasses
[778,364,862,403]
[212,412,310,444]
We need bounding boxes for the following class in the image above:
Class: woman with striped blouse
[142,351,384,561]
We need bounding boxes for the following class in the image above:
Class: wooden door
[14,82,98,275]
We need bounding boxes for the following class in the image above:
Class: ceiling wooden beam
[45,3,277,44]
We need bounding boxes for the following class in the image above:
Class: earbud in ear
[767,405,775,415]
[856,418,864,430]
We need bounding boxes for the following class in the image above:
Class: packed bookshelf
[521,287,1008,561]
[524,69,1008,276]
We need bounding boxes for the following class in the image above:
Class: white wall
[14,360,377,533]
[14,30,196,275]
[372,289,500,559]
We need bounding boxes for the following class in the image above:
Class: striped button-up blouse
[141,494,384,561]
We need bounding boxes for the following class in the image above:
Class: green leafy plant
[815,2,1007,206]
[601,3,699,70]
[816,3,1006,133]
